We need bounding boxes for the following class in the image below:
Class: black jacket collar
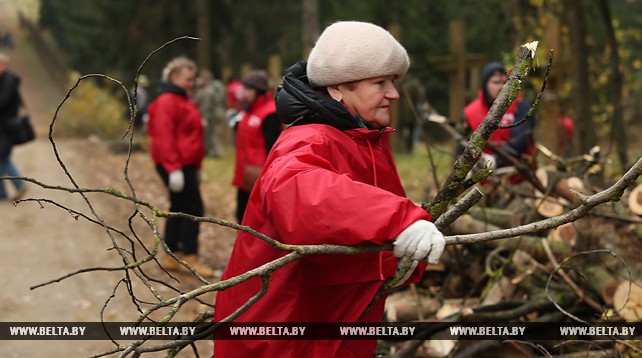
[275,61,370,131]
[156,81,187,98]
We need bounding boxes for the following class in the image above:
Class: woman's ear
[326,85,342,102]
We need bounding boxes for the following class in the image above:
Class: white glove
[168,170,185,193]
[393,220,445,264]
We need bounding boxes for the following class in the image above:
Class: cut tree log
[535,197,565,217]
[467,206,525,228]
[424,335,456,358]
[446,215,571,261]
[481,276,516,305]
[579,264,620,306]
[547,222,577,246]
[555,177,584,205]
[535,167,585,205]
[628,184,642,215]
[535,166,552,192]
[565,176,586,193]
[445,214,502,234]
[435,298,478,319]
[384,291,441,322]
[613,281,642,321]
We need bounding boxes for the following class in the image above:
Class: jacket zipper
[366,138,385,281]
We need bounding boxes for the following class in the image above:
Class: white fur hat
[306,21,410,87]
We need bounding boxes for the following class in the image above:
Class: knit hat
[306,21,409,87]
[242,70,269,92]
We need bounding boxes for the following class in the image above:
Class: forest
[37,0,642,152]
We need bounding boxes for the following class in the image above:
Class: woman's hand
[392,220,445,264]
[168,170,185,192]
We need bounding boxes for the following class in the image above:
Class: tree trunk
[597,0,629,172]
[301,0,319,57]
[563,0,597,155]
[195,0,211,71]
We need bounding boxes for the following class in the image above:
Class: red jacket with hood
[214,62,429,357]
[147,82,204,172]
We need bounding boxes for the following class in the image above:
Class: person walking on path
[0,52,27,201]
[214,21,445,357]
[147,56,214,278]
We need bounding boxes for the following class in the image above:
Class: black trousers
[156,165,204,255]
[236,189,250,223]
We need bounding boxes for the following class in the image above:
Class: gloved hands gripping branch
[168,170,185,193]
[392,220,445,264]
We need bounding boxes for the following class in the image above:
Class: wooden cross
[429,20,488,122]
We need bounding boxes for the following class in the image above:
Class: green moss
[448,181,460,190]
[429,201,449,218]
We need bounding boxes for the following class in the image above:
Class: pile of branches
[382,45,642,357]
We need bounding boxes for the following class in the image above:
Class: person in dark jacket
[0,52,27,201]
[460,61,536,178]
[231,70,280,223]
[147,56,213,277]
[215,21,445,357]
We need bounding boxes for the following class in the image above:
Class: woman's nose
[386,83,400,100]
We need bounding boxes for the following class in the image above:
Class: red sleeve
[150,96,182,173]
[259,141,430,247]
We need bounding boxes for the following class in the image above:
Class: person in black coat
[0,52,27,201]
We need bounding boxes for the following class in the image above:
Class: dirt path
[0,3,132,357]
[0,3,218,357]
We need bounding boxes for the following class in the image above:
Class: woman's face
[242,86,258,106]
[486,71,507,102]
[170,67,196,96]
[332,75,400,128]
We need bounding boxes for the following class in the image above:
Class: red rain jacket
[214,123,430,357]
[147,91,204,172]
[232,92,277,189]
[463,90,535,159]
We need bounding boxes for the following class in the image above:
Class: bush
[55,76,128,140]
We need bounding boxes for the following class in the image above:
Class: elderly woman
[147,56,213,278]
[214,21,445,357]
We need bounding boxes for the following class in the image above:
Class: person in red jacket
[460,62,536,181]
[214,21,445,357]
[232,70,281,222]
[147,56,213,277]
[225,77,243,130]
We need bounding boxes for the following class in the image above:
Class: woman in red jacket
[214,21,445,357]
[232,70,280,223]
[147,56,213,278]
